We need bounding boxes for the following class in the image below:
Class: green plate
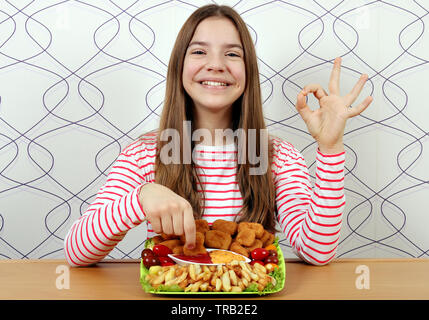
[139,240,286,295]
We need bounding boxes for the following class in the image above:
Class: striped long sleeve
[64,140,150,267]
[273,139,345,265]
[64,133,346,266]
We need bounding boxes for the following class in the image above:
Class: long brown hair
[150,4,278,232]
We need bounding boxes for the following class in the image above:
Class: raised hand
[295,57,373,154]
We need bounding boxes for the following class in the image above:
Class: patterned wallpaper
[0,0,427,261]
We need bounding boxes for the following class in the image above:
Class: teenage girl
[64,5,372,267]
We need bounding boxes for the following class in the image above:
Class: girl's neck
[192,107,233,146]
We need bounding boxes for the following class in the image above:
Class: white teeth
[201,81,228,86]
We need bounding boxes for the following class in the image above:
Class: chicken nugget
[151,235,164,245]
[238,222,264,238]
[195,219,210,235]
[204,230,232,250]
[183,232,207,256]
[161,233,179,240]
[244,239,263,252]
[229,241,249,258]
[172,245,184,255]
[259,230,271,244]
[159,239,182,251]
[212,219,238,236]
[263,232,275,247]
[235,228,256,246]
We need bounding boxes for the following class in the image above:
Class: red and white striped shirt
[64,131,346,267]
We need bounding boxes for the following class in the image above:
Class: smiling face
[182,17,246,123]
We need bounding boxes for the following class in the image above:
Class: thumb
[296,90,312,122]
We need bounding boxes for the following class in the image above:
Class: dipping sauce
[209,250,246,264]
[172,253,212,264]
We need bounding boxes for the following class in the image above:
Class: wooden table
[0,258,428,300]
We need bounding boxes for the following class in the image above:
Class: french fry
[191,281,202,292]
[254,263,267,274]
[203,270,212,282]
[221,272,231,292]
[258,277,269,287]
[215,278,222,291]
[196,272,205,281]
[269,275,277,286]
[189,264,196,280]
[255,270,267,281]
[152,272,166,285]
[248,269,259,281]
[165,267,176,282]
[195,264,201,277]
[145,259,275,293]
[229,269,238,286]
[210,275,218,287]
[174,271,188,285]
[200,282,209,291]
[179,279,188,289]
[241,268,251,282]
[231,286,242,292]
[216,264,223,277]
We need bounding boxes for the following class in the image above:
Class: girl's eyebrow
[188,41,243,51]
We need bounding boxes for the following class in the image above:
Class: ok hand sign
[295,57,373,154]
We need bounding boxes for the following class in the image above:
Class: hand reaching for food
[139,183,196,249]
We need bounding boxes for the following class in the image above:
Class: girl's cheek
[183,59,202,83]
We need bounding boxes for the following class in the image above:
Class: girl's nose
[206,55,225,72]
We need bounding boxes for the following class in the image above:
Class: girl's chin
[193,103,233,113]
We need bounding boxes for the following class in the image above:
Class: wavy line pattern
[0,0,427,260]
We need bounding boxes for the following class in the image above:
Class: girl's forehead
[191,16,241,44]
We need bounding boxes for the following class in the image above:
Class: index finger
[328,57,341,95]
[183,204,196,249]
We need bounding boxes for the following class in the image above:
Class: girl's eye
[192,50,205,55]
[227,52,241,57]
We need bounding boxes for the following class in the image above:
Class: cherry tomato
[153,244,172,257]
[251,248,269,261]
[264,256,279,265]
[141,248,154,259]
[143,255,160,268]
[250,260,264,266]
[268,250,278,258]
[158,256,175,266]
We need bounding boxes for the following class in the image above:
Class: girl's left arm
[273,141,345,265]
[276,57,372,265]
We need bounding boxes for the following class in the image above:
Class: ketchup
[172,253,212,264]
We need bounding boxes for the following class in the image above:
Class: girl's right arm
[63,141,149,267]
[64,140,196,267]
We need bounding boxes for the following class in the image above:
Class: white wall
[0,0,428,260]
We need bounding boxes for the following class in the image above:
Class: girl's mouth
[200,80,230,88]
